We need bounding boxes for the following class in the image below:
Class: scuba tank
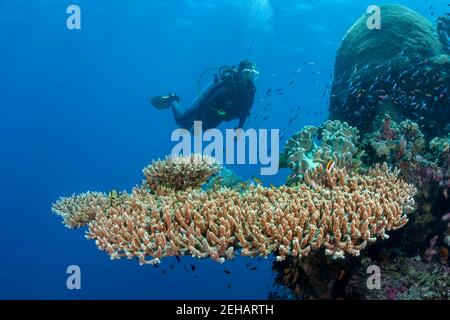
[197,65,236,96]
[196,66,238,118]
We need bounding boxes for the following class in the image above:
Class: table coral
[52,191,109,229]
[143,153,221,191]
[52,154,416,266]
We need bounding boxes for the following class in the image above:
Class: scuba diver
[151,60,259,131]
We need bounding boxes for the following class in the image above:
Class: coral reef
[271,251,358,299]
[270,4,450,301]
[444,212,450,248]
[357,115,450,254]
[353,254,450,300]
[204,167,243,190]
[271,246,450,300]
[329,4,450,138]
[271,113,449,300]
[362,115,428,184]
[52,192,109,229]
[280,120,359,184]
[143,154,221,191]
[360,115,450,206]
[49,3,450,301]
[52,155,416,266]
[430,133,450,182]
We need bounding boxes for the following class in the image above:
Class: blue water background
[0,0,446,299]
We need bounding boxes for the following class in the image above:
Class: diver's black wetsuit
[172,69,256,130]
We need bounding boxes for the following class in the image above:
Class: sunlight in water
[249,0,274,25]
[242,0,274,47]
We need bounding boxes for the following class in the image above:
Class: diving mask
[242,68,260,81]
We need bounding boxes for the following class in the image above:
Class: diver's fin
[150,94,180,110]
